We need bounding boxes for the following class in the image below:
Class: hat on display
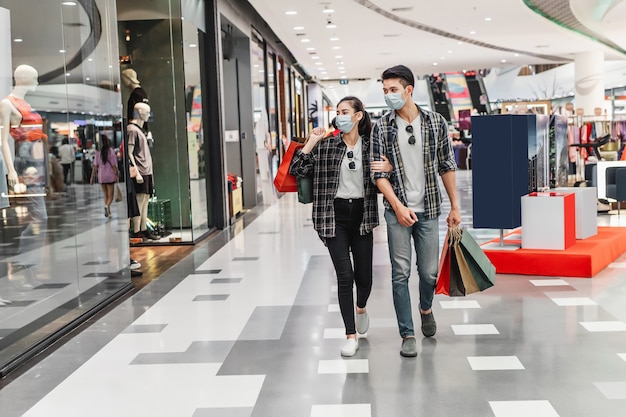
[121,68,140,84]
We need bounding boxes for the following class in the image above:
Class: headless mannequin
[0,65,48,292]
[127,102,155,239]
[0,65,40,191]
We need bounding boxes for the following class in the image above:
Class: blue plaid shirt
[289,134,379,240]
[371,105,457,219]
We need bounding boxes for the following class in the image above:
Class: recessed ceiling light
[332,46,341,50]
[323,76,330,80]
[321,71,327,74]
[189,43,197,48]
[330,37,339,41]
[59,49,66,53]
[286,11,297,15]
[501,59,507,63]
[448,50,452,54]
[338,67,345,70]
[301,38,311,43]
[440,57,445,60]
[458,41,464,45]
[433,62,438,66]
[485,17,492,21]
[312,56,319,59]
[339,70,346,74]
[326,21,336,29]
[469,31,476,35]
[315,62,323,65]
[293,26,304,30]
[85,77,90,81]
[335,55,343,58]
[514,53,520,56]
[61,1,77,5]
[323,7,334,13]
[340,75,347,79]
[66,73,71,76]
[306,47,315,51]
[13,38,22,42]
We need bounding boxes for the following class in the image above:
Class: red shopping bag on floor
[274,139,305,192]
[436,229,451,295]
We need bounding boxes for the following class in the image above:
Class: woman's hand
[136,173,144,184]
[371,155,393,173]
[308,127,326,144]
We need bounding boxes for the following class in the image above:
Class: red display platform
[481,226,626,278]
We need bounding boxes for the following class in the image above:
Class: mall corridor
[1,174,626,417]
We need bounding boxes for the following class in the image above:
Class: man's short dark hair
[382,65,415,88]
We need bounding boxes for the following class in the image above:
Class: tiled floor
[1,174,626,416]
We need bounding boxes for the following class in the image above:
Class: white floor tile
[311,404,371,417]
[467,356,525,370]
[323,328,346,339]
[550,297,597,306]
[618,353,626,362]
[594,381,626,399]
[328,304,340,313]
[580,321,626,332]
[440,300,481,309]
[489,400,559,417]
[608,262,626,268]
[529,279,570,287]
[451,324,499,335]
[318,359,369,374]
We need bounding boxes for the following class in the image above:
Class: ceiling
[246,0,626,102]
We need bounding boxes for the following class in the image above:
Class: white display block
[555,187,597,239]
[521,192,576,250]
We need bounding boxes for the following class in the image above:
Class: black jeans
[326,198,373,335]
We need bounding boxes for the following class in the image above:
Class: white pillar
[574,51,605,115]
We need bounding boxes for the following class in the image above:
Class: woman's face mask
[335,114,356,133]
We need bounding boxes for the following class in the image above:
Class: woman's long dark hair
[337,96,372,137]
[100,136,111,164]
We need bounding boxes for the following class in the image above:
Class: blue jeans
[385,209,439,338]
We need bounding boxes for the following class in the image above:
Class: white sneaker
[341,338,359,357]
[356,311,369,335]
[130,259,141,270]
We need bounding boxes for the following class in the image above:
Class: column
[574,50,605,115]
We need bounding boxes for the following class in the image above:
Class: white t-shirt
[336,136,365,199]
[396,116,425,212]
[58,143,75,164]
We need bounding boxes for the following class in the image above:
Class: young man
[371,65,460,357]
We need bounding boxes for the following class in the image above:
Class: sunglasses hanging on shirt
[347,150,356,170]
[405,125,416,145]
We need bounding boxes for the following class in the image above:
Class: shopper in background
[371,65,460,358]
[58,137,75,185]
[290,96,391,357]
[90,136,118,218]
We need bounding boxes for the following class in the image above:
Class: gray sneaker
[400,337,418,357]
[421,312,437,337]
[356,311,369,334]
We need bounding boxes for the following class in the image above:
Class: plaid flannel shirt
[289,133,379,240]
[370,105,457,219]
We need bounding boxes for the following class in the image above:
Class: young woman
[91,136,118,218]
[290,96,390,357]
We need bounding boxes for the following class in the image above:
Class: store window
[0,0,128,373]
[117,0,210,243]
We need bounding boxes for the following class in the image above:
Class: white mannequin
[128,102,154,238]
[0,64,39,190]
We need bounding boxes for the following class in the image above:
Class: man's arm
[441,170,460,226]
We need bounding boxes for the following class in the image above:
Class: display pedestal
[554,187,597,239]
[521,192,575,250]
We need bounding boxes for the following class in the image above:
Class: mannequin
[121,68,150,132]
[0,65,48,291]
[128,102,157,241]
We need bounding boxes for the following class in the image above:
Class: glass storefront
[0,0,129,374]
[117,0,210,242]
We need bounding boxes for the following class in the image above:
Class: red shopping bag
[436,230,451,295]
[274,139,305,192]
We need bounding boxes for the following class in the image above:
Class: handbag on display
[296,175,313,204]
[273,137,307,193]
[436,226,495,296]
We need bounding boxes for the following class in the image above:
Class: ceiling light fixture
[330,37,339,41]
[485,17,492,21]
[293,26,304,30]
[301,38,311,43]
[323,7,334,13]
[306,47,315,51]
[286,10,297,15]
[13,38,22,42]
[326,19,336,29]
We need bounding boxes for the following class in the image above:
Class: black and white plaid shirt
[371,105,457,219]
[289,133,379,240]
